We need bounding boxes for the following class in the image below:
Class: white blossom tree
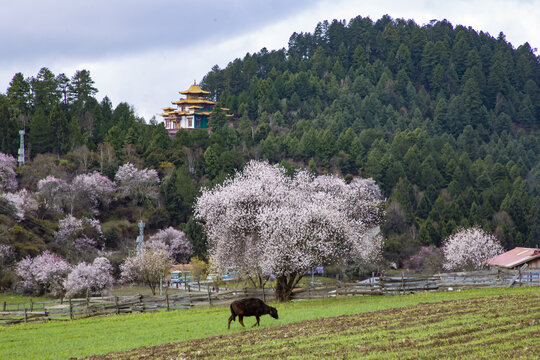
[70,171,116,215]
[0,153,17,192]
[195,160,385,301]
[115,162,160,205]
[64,257,114,297]
[442,227,504,271]
[54,214,104,261]
[1,189,39,221]
[120,249,172,295]
[16,251,71,295]
[146,227,193,263]
[37,176,69,212]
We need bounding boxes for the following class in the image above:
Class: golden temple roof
[180,81,211,95]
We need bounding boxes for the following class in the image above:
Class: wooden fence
[2,268,538,325]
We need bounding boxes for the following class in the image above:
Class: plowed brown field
[79,294,540,359]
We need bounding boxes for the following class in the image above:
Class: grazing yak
[228,297,278,329]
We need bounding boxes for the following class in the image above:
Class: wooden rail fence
[2,268,538,325]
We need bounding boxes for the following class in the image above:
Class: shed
[486,247,540,269]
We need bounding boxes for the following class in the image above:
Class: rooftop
[486,247,540,268]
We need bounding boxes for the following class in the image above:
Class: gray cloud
[0,0,313,65]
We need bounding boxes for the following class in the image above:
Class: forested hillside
[1,15,539,276]
[201,16,540,264]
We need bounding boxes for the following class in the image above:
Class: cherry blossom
[2,189,39,221]
[442,227,504,271]
[115,162,160,205]
[120,248,171,295]
[15,251,71,295]
[0,152,17,192]
[64,257,114,297]
[37,176,69,212]
[195,160,384,301]
[71,171,116,214]
[146,227,193,263]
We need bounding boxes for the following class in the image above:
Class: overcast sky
[1,0,539,121]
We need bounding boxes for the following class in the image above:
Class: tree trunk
[274,273,302,302]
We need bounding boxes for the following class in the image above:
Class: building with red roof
[486,247,540,269]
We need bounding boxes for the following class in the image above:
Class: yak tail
[229,305,237,321]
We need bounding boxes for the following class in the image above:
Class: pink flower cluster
[0,152,17,192]
[115,162,160,204]
[195,160,384,278]
[64,257,114,296]
[146,227,193,263]
[37,176,69,212]
[442,227,504,271]
[55,214,103,248]
[16,251,72,295]
[2,189,39,221]
[120,249,171,294]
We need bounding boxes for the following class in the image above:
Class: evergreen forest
[1,15,539,273]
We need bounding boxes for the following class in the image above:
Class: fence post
[139,294,145,312]
[262,285,266,303]
[166,294,170,311]
[24,308,28,323]
[69,297,73,320]
[114,296,119,315]
[3,301,6,311]
[401,272,404,294]
[30,298,33,312]
[207,287,212,306]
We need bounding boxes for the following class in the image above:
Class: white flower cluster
[195,160,384,278]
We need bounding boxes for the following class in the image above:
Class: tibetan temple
[159,82,231,137]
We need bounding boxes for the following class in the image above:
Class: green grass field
[1,287,539,360]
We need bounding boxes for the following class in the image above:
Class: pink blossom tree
[120,249,172,295]
[1,189,39,221]
[115,162,160,205]
[442,227,504,271]
[64,257,114,297]
[15,251,71,296]
[37,176,69,212]
[407,246,444,273]
[70,172,116,215]
[195,160,385,301]
[54,215,104,261]
[0,153,17,192]
[146,227,193,263]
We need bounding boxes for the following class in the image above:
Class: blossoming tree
[70,171,116,215]
[146,227,193,263]
[54,214,104,261]
[195,160,385,301]
[442,227,504,271]
[120,249,172,295]
[0,152,17,192]
[37,176,69,212]
[64,257,114,297]
[1,189,39,221]
[115,162,160,205]
[16,251,71,295]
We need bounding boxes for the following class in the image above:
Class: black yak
[228,297,278,329]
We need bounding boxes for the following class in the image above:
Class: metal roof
[486,247,540,268]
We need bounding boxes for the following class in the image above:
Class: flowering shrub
[15,251,71,295]
[195,160,384,301]
[0,152,17,192]
[120,249,171,295]
[442,227,504,271]
[115,162,160,205]
[146,227,193,263]
[64,257,114,297]
[37,176,69,212]
[2,189,39,221]
[71,171,116,214]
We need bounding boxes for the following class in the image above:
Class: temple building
[159,82,231,137]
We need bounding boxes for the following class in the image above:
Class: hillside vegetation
[0,15,539,273]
